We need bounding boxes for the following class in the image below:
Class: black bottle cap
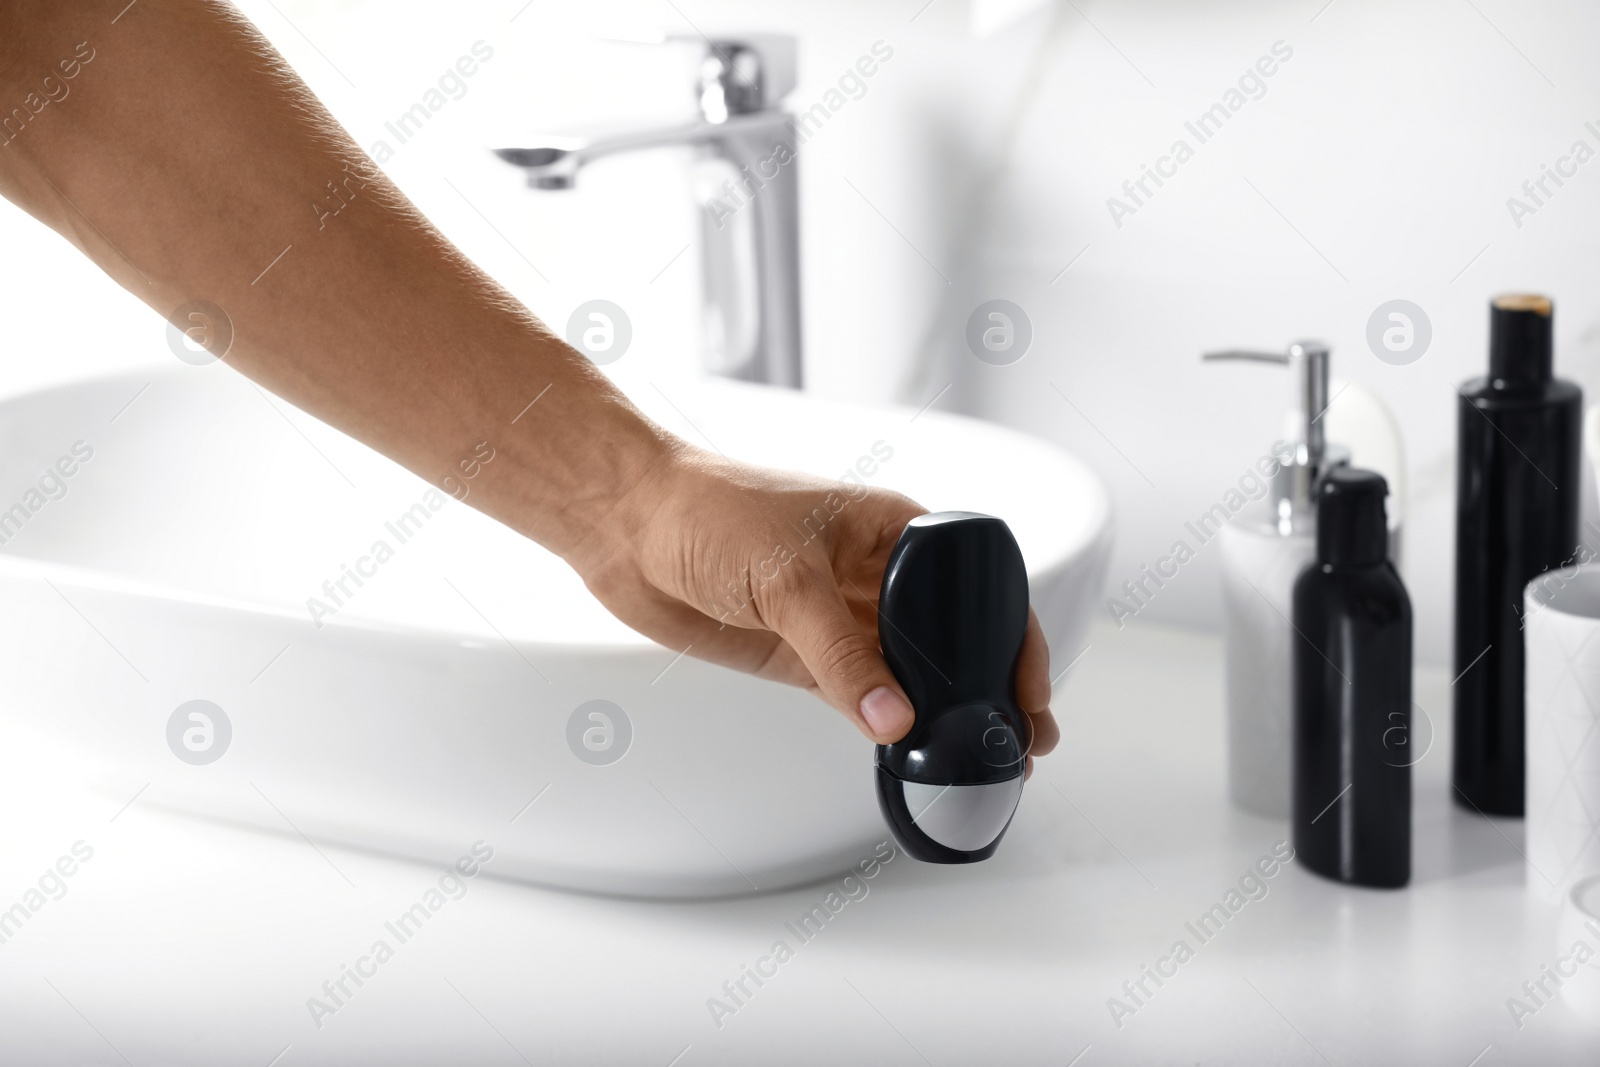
[1488,293,1553,386]
[1317,467,1388,567]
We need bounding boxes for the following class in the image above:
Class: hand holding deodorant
[874,512,1030,863]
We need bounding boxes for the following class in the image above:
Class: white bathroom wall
[938,0,1600,669]
[3,0,1598,664]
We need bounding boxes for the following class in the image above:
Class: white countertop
[3,619,1596,1065]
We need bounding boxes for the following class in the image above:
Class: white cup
[1525,566,1600,901]
[1558,875,1600,1022]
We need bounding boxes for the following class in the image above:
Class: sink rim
[0,366,1113,653]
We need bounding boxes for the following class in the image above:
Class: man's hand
[570,447,1060,764]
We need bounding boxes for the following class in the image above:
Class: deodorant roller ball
[1292,468,1412,888]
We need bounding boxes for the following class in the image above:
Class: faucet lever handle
[668,33,796,117]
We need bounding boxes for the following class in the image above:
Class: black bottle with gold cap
[1454,294,1582,816]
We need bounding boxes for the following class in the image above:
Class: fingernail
[860,686,914,740]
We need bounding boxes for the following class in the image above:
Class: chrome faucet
[497,35,803,388]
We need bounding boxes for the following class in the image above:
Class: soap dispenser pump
[1202,342,1349,818]
[874,512,1030,863]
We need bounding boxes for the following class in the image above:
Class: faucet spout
[495,114,774,189]
[493,35,804,389]
[493,145,579,189]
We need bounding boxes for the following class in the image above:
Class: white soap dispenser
[1203,342,1349,818]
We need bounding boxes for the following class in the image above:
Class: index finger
[1015,607,1059,758]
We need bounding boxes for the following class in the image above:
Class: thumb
[767,572,915,744]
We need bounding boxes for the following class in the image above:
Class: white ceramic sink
[0,365,1111,897]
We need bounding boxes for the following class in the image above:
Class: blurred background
[7,0,1600,657]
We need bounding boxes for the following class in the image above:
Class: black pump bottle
[1292,468,1411,888]
[1453,294,1582,816]
[874,512,1030,863]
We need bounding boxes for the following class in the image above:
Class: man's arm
[0,0,1060,753]
[0,0,662,560]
